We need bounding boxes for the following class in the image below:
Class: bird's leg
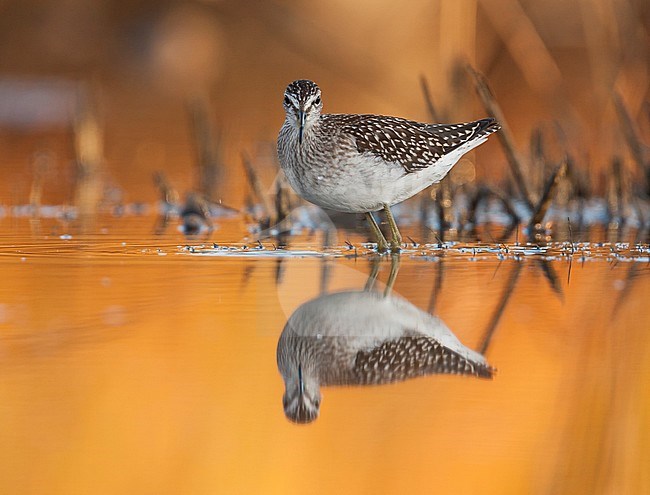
[382,203,402,252]
[383,254,400,297]
[365,212,389,253]
[364,257,381,291]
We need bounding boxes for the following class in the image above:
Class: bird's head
[282,79,323,144]
[282,363,321,424]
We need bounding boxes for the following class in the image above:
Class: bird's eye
[314,96,321,105]
[284,96,291,105]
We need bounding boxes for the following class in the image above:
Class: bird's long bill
[298,363,304,397]
[298,109,306,144]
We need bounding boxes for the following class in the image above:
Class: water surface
[0,215,648,494]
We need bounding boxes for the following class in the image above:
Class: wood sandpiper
[277,79,500,252]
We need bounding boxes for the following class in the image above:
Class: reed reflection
[276,258,494,424]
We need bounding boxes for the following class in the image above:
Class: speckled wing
[353,336,494,385]
[334,115,499,173]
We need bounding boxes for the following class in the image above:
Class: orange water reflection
[0,218,648,494]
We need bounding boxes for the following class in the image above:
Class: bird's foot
[389,230,402,253]
[376,237,390,254]
[365,211,390,254]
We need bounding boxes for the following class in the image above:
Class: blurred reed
[73,85,104,225]
[28,151,54,217]
[242,152,274,228]
[187,96,223,203]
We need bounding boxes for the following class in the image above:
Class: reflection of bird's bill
[298,363,304,396]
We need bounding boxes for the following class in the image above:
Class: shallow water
[1,215,649,494]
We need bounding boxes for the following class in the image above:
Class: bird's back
[321,113,500,174]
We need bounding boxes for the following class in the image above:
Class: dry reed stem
[465,186,489,232]
[418,192,434,243]
[436,181,453,240]
[608,157,626,227]
[153,171,180,206]
[188,98,221,202]
[74,87,104,220]
[613,91,648,188]
[241,152,274,223]
[436,1,477,124]
[29,152,52,217]
[529,127,546,198]
[465,64,535,210]
[478,0,562,96]
[419,76,442,123]
[419,76,453,233]
[528,159,568,233]
[274,173,292,226]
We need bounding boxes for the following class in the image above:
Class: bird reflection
[276,258,494,424]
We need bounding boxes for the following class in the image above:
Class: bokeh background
[1,3,649,494]
[0,0,648,210]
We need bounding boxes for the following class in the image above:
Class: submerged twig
[536,259,563,299]
[611,262,643,317]
[427,258,445,313]
[275,258,286,286]
[479,263,522,355]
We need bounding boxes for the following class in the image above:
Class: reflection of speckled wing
[353,336,494,384]
[326,114,499,173]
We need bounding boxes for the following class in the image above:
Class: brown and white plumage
[276,290,494,424]
[276,79,500,250]
[333,114,498,173]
